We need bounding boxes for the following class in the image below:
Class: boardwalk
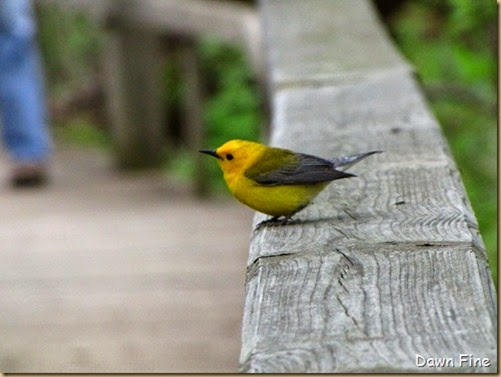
[0,145,252,373]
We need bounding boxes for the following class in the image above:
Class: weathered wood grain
[240,0,497,373]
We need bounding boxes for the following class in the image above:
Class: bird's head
[199,139,265,181]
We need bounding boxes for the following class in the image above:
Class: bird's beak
[199,149,223,160]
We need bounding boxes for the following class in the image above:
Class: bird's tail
[331,151,383,170]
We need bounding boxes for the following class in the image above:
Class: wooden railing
[239,0,497,373]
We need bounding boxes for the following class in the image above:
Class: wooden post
[102,0,166,169]
[240,0,497,373]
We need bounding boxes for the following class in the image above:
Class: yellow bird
[200,140,381,224]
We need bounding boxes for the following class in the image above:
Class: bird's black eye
[226,154,234,161]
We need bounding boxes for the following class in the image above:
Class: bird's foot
[255,216,292,231]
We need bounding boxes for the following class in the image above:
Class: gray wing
[246,152,355,186]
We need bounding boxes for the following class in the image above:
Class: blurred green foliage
[163,38,262,192]
[383,0,497,284]
[200,38,262,146]
[53,117,110,149]
[37,4,102,93]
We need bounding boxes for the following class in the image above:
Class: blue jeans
[0,0,51,163]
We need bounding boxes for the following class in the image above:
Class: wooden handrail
[240,0,497,372]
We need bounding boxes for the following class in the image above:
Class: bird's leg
[255,216,280,230]
[255,216,292,230]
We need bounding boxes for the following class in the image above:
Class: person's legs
[0,0,52,186]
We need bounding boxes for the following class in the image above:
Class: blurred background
[37,0,496,281]
[1,0,496,372]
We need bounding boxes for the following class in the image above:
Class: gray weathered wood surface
[240,0,497,373]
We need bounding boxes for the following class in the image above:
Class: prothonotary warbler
[200,140,381,224]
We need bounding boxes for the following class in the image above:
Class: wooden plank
[0,147,252,372]
[260,0,411,88]
[2,326,240,372]
[240,0,497,373]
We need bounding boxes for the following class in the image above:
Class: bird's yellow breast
[225,173,328,217]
